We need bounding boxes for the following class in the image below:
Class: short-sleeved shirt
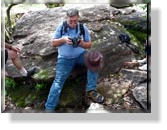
[54,22,91,59]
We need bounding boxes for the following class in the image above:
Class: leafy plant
[35,83,46,91]
[141,4,147,11]
[5,4,19,43]
[5,77,16,95]
[142,0,151,4]
[45,3,64,8]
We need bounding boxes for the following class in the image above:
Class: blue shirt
[54,22,91,59]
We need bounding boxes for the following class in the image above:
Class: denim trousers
[45,52,98,110]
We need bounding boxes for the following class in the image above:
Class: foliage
[141,4,147,11]
[5,79,49,107]
[5,77,16,95]
[5,4,18,43]
[142,0,151,4]
[35,83,46,91]
[33,69,50,80]
[127,29,147,44]
[45,3,64,8]
[9,86,35,107]
[5,16,16,30]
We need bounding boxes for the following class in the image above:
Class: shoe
[87,90,104,103]
[138,64,147,71]
[137,58,147,65]
[26,67,36,77]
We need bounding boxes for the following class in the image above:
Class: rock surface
[132,83,148,110]
[120,69,147,85]
[4,4,149,113]
[6,4,147,79]
[120,68,150,111]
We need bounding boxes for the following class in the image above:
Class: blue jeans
[45,52,98,110]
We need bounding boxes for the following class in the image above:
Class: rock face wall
[6,4,147,79]
[5,4,149,112]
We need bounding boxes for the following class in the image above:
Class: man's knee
[8,50,18,60]
[53,76,66,87]
[51,81,64,94]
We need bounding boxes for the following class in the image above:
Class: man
[45,9,104,112]
[5,42,36,77]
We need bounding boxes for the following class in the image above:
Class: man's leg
[86,70,98,91]
[45,57,75,110]
[77,52,104,103]
[8,49,36,77]
[77,52,98,91]
[8,49,24,70]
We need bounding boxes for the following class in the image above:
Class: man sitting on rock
[45,8,104,112]
[5,42,36,77]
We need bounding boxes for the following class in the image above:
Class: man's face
[67,15,79,28]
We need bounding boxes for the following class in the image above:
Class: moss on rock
[127,29,147,44]
[33,69,53,81]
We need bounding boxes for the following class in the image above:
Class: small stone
[10,104,14,108]
[124,102,131,109]
[25,107,32,110]
[112,48,116,52]
[105,98,113,105]
[111,86,116,91]
[121,89,127,95]
[117,93,122,97]
[113,94,117,99]
[116,89,121,94]
[103,37,107,40]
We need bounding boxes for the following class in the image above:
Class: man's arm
[5,43,12,49]
[51,37,92,49]
[5,43,21,53]
[51,38,65,47]
[79,40,92,49]
[51,23,73,47]
[51,37,73,47]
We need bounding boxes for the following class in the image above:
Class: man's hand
[51,37,72,47]
[11,47,21,53]
[79,39,92,49]
[5,43,21,53]
[8,47,21,60]
[78,39,84,46]
[63,37,73,45]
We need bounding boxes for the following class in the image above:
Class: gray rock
[120,68,150,111]
[86,103,109,113]
[6,5,144,80]
[110,0,143,8]
[113,9,147,33]
[5,5,147,111]
[132,83,148,110]
[120,69,147,85]
[97,77,132,104]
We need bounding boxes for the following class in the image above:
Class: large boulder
[132,83,148,110]
[110,0,143,8]
[112,5,147,45]
[5,4,147,112]
[6,4,144,80]
[120,69,147,85]
[96,73,143,112]
[120,68,150,111]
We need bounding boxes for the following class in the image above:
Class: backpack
[60,21,85,40]
[119,33,131,44]
[118,33,140,54]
